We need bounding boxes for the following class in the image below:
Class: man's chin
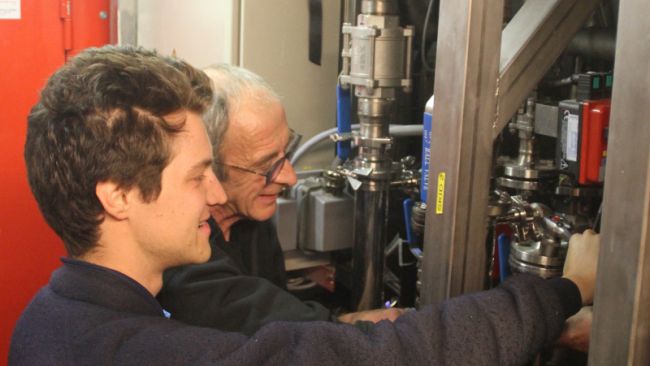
[167,254,209,269]
[196,253,211,264]
[246,198,276,218]
[249,207,276,222]
[188,241,212,264]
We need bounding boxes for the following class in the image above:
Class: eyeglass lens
[266,157,287,185]
[264,130,301,185]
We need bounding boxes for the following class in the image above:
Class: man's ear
[96,181,130,220]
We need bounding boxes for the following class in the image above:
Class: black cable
[421,0,437,73]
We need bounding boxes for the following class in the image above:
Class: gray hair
[202,64,281,180]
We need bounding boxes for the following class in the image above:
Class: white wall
[136,0,237,67]
[240,0,340,170]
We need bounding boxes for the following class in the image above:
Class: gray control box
[304,190,354,252]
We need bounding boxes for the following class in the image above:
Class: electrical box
[304,190,354,252]
[556,99,610,185]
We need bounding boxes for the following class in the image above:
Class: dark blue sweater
[158,219,331,335]
[9,258,580,365]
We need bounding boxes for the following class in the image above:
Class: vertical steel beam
[495,0,600,137]
[589,0,650,363]
[420,0,503,305]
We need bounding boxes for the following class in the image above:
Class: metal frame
[420,0,503,304]
[421,0,600,305]
[589,0,650,363]
[422,0,650,363]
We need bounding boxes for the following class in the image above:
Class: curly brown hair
[24,45,213,257]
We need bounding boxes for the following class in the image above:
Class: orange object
[0,0,110,360]
[579,100,610,185]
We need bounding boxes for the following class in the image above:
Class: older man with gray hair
[159,64,403,335]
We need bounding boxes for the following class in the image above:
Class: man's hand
[563,229,600,305]
[558,306,593,353]
[337,308,407,324]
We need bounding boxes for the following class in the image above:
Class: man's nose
[206,172,228,205]
[275,159,298,187]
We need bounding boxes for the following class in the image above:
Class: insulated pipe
[567,28,616,61]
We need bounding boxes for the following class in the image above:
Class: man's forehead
[168,111,212,161]
[223,108,288,165]
[229,100,287,139]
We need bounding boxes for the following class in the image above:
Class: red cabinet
[0,1,110,361]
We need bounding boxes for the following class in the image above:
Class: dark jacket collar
[50,257,165,317]
[209,216,262,244]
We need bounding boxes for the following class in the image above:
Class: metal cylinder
[357,97,394,125]
[357,95,394,115]
[361,0,398,15]
[516,136,534,167]
[348,22,406,88]
[351,189,390,310]
[370,28,405,81]
[356,97,394,171]
[508,237,566,279]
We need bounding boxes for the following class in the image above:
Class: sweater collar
[50,257,165,317]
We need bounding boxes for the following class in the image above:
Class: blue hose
[402,198,415,245]
[497,234,511,282]
[336,84,351,160]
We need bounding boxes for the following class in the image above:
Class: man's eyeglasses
[215,129,302,186]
